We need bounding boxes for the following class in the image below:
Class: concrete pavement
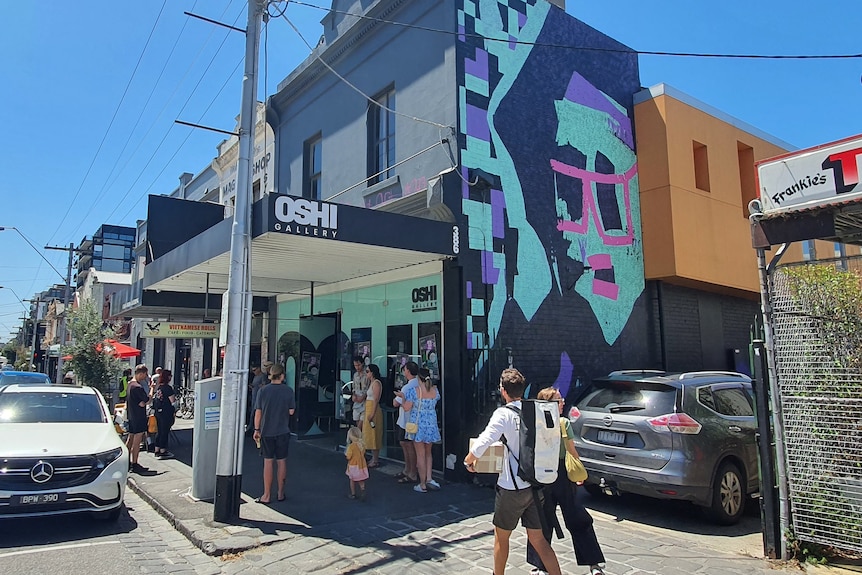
[126,422,841,574]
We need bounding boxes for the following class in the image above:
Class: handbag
[405,386,421,435]
[148,414,158,434]
[560,419,588,483]
[565,451,588,483]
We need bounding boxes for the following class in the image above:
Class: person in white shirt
[464,368,562,575]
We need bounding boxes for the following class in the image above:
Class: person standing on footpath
[118,368,131,404]
[125,364,151,473]
[252,364,295,504]
[152,369,177,459]
[345,426,369,500]
[361,363,384,468]
[464,368,563,575]
[402,368,441,492]
[393,361,420,484]
[526,387,605,575]
[351,356,368,430]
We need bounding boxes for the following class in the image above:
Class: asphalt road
[0,490,220,575]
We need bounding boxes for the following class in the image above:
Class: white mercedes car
[0,383,129,521]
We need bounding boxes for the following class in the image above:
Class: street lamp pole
[213,0,264,523]
[45,243,74,383]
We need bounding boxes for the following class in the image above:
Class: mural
[457,0,645,399]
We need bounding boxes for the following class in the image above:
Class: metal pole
[755,245,791,559]
[29,297,40,372]
[56,243,74,384]
[214,0,262,523]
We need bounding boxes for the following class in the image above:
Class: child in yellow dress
[345,426,369,500]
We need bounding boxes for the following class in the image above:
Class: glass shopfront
[275,273,443,459]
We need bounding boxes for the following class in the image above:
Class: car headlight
[94,447,124,470]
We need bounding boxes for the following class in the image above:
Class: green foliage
[787,527,830,565]
[784,264,862,373]
[63,299,119,393]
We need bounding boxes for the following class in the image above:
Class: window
[693,141,710,192]
[252,179,261,202]
[738,142,756,217]
[802,240,816,261]
[303,135,322,200]
[712,387,753,417]
[368,87,396,185]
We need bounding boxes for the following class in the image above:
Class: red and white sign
[757,134,862,216]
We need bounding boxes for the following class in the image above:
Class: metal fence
[770,258,862,553]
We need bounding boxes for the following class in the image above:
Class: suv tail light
[568,405,581,421]
[646,413,702,434]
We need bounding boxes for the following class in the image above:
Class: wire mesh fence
[770,257,862,553]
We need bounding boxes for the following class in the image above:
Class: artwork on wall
[299,352,321,390]
[419,334,439,380]
[457,0,645,400]
[351,328,372,365]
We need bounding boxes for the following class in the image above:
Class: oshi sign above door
[757,134,862,216]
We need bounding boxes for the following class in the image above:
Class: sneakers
[413,484,427,493]
[529,569,548,575]
[589,566,605,575]
[427,479,441,490]
[130,463,148,473]
[156,451,174,459]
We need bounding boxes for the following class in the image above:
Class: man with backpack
[464,368,563,575]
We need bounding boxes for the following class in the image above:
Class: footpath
[127,421,854,575]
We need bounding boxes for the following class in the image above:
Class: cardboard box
[469,438,505,474]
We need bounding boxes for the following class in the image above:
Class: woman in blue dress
[402,368,441,492]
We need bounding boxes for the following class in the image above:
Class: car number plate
[597,430,626,445]
[12,492,66,506]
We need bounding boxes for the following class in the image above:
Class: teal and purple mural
[457,0,645,399]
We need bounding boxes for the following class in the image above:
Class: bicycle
[177,387,195,419]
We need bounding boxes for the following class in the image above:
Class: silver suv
[570,370,757,524]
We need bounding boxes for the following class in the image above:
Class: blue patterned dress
[405,385,441,443]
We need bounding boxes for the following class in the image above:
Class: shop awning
[62,339,141,360]
[142,194,459,297]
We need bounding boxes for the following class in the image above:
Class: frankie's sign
[272,196,339,238]
[757,134,862,216]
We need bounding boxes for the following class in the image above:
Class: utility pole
[213,0,264,523]
[46,242,74,383]
[29,297,40,372]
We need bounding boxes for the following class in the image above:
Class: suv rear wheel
[708,461,745,525]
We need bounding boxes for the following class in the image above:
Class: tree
[63,299,119,394]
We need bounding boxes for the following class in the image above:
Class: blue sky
[1,0,860,339]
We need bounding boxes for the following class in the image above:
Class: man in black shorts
[252,364,295,504]
[464,368,562,575]
[125,364,151,473]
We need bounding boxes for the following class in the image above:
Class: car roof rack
[607,369,666,377]
[678,371,751,380]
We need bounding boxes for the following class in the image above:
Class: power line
[70,0,202,241]
[82,1,246,234]
[288,0,862,60]
[47,0,170,247]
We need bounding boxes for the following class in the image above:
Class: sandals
[397,475,417,484]
[367,461,380,468]
[254,497,271,505]
[394,472,406,479]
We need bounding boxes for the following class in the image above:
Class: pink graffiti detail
[587,253,611,270]
[551,159,637,247]
[593,279,619,300]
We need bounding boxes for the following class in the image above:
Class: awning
[142,193,458,297]
[63,339,141,360]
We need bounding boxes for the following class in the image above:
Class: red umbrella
[63,339,141,360]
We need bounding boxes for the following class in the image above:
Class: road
[0,490,221,575]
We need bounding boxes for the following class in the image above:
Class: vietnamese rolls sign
[757,134,862,216]
[143,322,219,339]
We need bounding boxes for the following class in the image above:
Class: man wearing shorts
[252,364,295,504]
[125,364,151,473]
[464,368,562,575]
[393,361,419,483]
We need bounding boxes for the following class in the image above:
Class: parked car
[0,383,129,521]
[569,370,758,524]
[0,371,52,386]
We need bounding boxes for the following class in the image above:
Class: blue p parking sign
[208,392,217,401]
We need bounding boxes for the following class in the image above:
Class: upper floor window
[304,135,322,200]
[693,141,710,192]
[368,87,396,185]
[802,240,816,261]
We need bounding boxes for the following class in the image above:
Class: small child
[345,426,369,501]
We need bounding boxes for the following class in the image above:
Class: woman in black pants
[152,369,177,459]
[527,387,606,575]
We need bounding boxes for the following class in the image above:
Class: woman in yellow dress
[362,363,384,467]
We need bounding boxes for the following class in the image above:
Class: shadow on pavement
[0,505,138,549]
